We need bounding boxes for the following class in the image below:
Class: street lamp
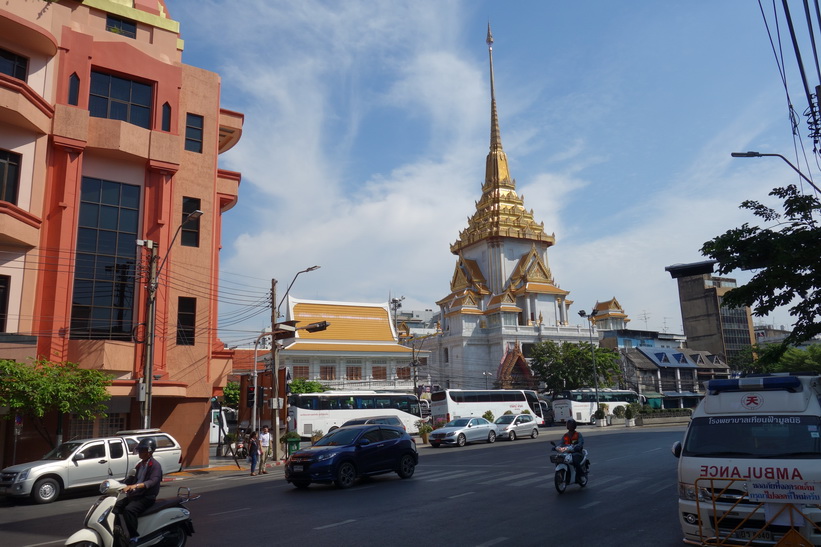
[482,371,493,389]
[138,209,203,429]
[577,309,600,414]
[730,151,821,194]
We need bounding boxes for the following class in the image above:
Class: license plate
[733,530,773,541]
[293,465,303,472]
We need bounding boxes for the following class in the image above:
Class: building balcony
[0,202,41,248]
[218,108,243,154]
[0,73,53,134]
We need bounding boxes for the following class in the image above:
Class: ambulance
[672,373,821,545]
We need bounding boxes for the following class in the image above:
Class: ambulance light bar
[708,376,802,394]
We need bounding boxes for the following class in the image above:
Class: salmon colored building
[0,0,242,469]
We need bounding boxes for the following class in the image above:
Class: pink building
[0,0,243,469]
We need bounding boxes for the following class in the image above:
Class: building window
[181,197,201,247]
[177,297,196,345]
[372,366,387,381]
[292,366,309,380]
[0,149,21,205]
[0,47,27,81]
[161,102,171,132]
[0,275,8,333]
[89,71,152,129]
[68,73,80,106]
[185,114,204,153]
[105,15,137,39]
[70,177,140,340]
[320,366,336,381]
[397,366,411,380]
[346,366,362,380]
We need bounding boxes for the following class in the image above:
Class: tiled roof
[291,300,395,342]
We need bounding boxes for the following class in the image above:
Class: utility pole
[143,241,158,429]
[271,278,281,462]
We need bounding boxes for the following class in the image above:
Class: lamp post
[482,371,493,389]
[731,151,821,194]
[577,309,600,414]
[138,209,203,429]
[271,265,320,461]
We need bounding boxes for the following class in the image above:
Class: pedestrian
[248,430,260,476]
[259,425,272,474]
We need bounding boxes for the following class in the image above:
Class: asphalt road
[0,424,688,547]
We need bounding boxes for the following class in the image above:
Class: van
[672,373,821,546]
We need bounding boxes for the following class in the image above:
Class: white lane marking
[514,476,549,486]
[210,508,249,516]
[478,472,536,485]
[580,501,601,509]
[425,470,486,482]
[475,537,508,547]
[600,478,643,493]
[314,519,357,530]
[448,491,475,499]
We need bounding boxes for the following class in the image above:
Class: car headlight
[678,482,711,502]
[16,469,30,482]
[316,452,336,462]
[445,432,456,437]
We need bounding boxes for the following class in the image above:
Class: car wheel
[430,442,440,448]
[531,428,539,439]
[554,470,567,494]
[334,461,357,489]
[31,477,60,504]
[456,434,466,447]
[397,454,416,479]
[487,431,496,443]
[292,480,310,489]
[509,431,516,441]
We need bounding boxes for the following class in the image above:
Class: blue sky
[171,1,811,347]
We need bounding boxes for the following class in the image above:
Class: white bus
[552,388,643,424]
[430,389,548,426]
[287,392,422,436]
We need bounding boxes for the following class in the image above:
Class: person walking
[248,430,260,476]
[259,425,272,474]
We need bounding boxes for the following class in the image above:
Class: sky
[169,0,816,348]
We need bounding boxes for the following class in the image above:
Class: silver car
[494,414,539,441]
[429,417,497,448]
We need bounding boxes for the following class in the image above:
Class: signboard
[747,480,821,504]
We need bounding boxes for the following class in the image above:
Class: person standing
[248,430,260,476]
[114,438,163,541]
[259,425,272,474]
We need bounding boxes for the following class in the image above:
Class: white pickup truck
[0,429,182,503]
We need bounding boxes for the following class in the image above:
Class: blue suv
[284,424,418,489]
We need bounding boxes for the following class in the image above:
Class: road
[0,424,687,547]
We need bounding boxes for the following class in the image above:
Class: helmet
[136,437,156,454]
[566,419,577,430]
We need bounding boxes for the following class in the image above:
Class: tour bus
[287,391,422,437]
[672,374,821,546]
[430,389,547,425]
[552,388,643,424]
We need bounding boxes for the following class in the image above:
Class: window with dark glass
[68,73,80,106]
[0,149,21,205]
[185,114,203,153]
[161,102,171,132]
[70,177,140,340]
[181,197,201,247]
[177,297,196,345]
[105,15,137,39]
[0,275,9,333]
[89,71,152,129]
[0,47,27,81]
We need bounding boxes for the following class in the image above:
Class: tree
[0,359,111,447]
[742,344,821,375]
[701,184,821,352]
[223,381,240,408]
[288,378,326,394]
[529,340,621,393]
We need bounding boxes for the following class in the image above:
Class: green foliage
[612,405,626,418]
[416,420,433,434]
[223,381,240,407]
[701,184,821,349]
[280,431,301,442]
[624,405,635,420]
[529,340,622,392]
[482,410,495,422]
[288,378,327,394]
[593,408,605,420]
[743,344,821,374]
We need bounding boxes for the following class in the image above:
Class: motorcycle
[550,441,590,493]
[65,475,197,547]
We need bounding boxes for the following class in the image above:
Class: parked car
[494,413,540,441]
[284,424,418,489]
[429,417,497,448]
[340,415,405,430]
[0,429,182,504]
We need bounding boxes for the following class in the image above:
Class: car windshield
[42,442,84,460]
[314,428,361,446]
[446,419,471,428]
[495,416,515,424]
[683,415,821,458]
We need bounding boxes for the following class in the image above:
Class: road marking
[475,537,508,547]
[210,508,249,516]
[425,470,485,481]
[600,478,643,493]
[314,519,356,530]
[448,491,475,499]
[580,501,601,509]
[514,476,548,486]
[478,472,536,485]
[643,482,673,496]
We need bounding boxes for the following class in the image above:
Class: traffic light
[258,387,267,408]
[246,386,256,408]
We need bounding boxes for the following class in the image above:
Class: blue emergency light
[708,375,802,393]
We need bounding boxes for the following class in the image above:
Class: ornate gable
[496,342,537,390]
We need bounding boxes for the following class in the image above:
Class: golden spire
[450,26,554,254]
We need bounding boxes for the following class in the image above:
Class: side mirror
[671,441,682,458]
[72,452,85,462]
[358,438,371,447]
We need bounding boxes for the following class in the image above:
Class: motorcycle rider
[557,419,585,478]
[114,438,163,542]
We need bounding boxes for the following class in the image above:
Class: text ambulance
[672,374,821,545]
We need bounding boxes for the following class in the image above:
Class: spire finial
[487,23,501,152]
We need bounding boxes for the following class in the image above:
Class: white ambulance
[672,373,821,546]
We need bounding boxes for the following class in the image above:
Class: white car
[494,414,539,441]
[429,417,498,447]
